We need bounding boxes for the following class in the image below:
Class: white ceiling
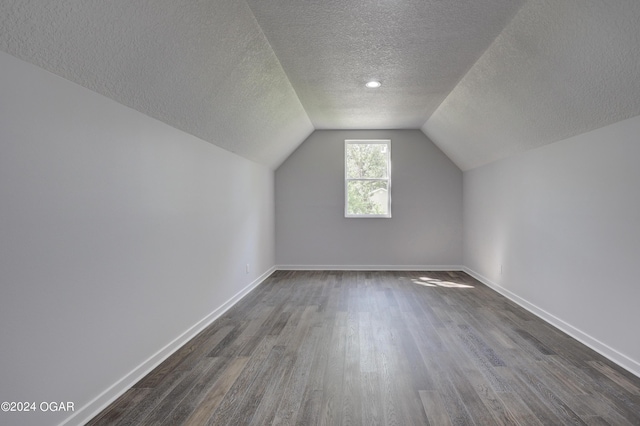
[0,0,313,167]
[245,0,524,130]
[1,1,640,170]
[424,0,640,170]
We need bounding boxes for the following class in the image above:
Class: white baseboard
[62,266,276,426]
[463,267,640,379]
[277,264,464,271]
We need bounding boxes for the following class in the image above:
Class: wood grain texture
[88,271,640,425]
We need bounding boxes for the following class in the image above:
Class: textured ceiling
[245,0,525,129]
[0,0,313,168]
[1,1,640,170]
[423,0,640,170]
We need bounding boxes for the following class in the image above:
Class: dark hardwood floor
[88,271,640,425]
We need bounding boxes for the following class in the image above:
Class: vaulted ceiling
[1,1,639,170]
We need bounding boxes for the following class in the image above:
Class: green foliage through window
[345,140,391,217]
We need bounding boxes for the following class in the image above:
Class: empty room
[1,1,640,425]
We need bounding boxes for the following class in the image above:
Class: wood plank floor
[88,271,640,425]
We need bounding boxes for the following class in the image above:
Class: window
[345,139,391,218]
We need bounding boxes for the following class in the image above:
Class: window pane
[346,143,389,179]
[346,181,389,215]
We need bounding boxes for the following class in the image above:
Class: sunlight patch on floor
[411,276,474,289]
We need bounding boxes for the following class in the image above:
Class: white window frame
[344,139,392,218]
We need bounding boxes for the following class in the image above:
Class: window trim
[344,139,392,218]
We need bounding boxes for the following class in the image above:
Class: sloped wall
[275,130,463,269]
[0,0,313,168]
[424,0,640,171]
[0,51,275,426]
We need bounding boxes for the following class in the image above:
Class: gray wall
[275,130,463,268]
[464,115,640,376]
[0,51,275,426]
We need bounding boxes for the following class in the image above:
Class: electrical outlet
[500,264,503,275]
[246,264,249,274]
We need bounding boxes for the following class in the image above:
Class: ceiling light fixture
[365,80,381,88]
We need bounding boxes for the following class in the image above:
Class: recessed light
[365,80,381,88]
